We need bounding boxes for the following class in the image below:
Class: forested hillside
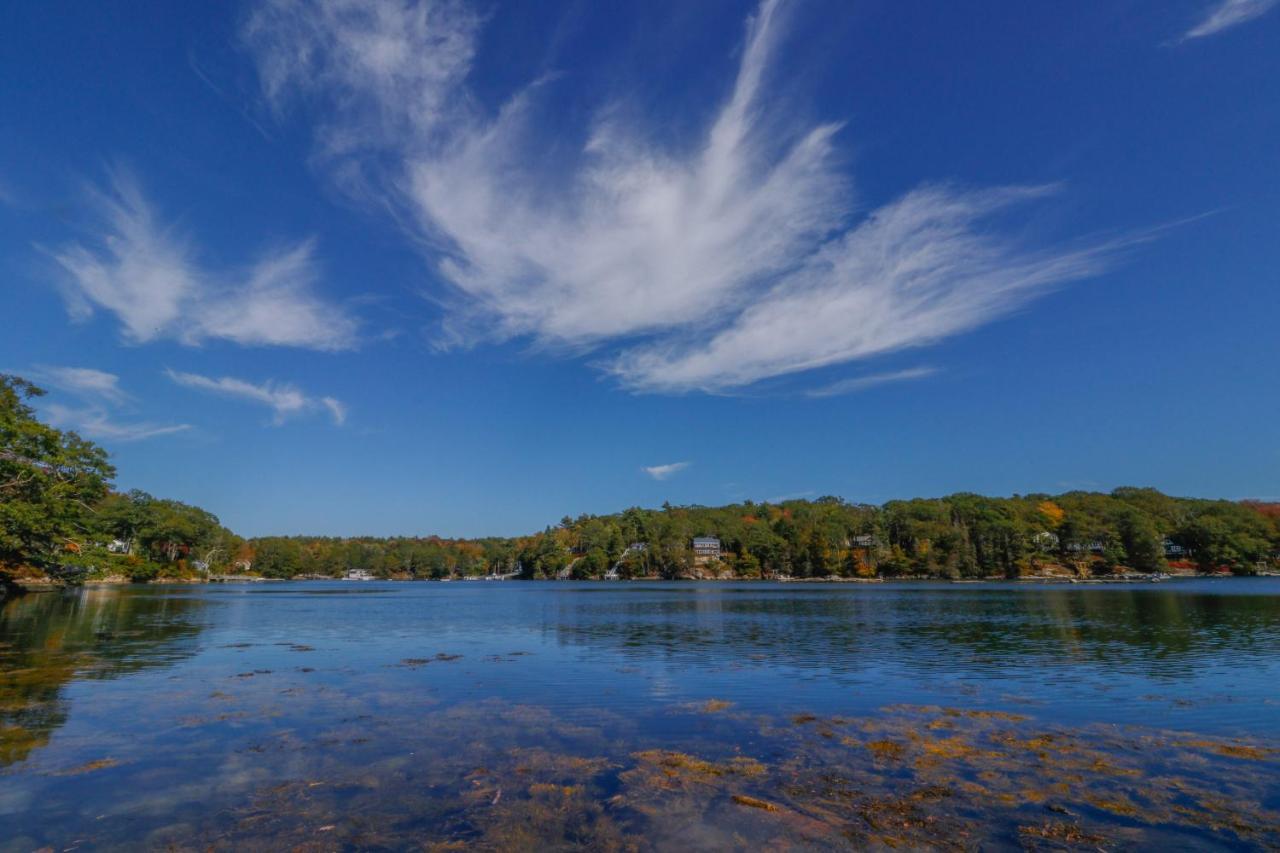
[4,373,1278,587]
[254,491,1280,581]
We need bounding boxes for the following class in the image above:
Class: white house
[692,537,722,564]
[1032,531,1060,550]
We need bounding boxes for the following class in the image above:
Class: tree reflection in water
[551,585,1280,682]
[0,587,205,766]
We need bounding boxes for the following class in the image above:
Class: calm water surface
[2,580,1278,850]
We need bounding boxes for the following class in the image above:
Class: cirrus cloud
[28,365,131,405]
[245,0,1131,394]
[45,169,359,352]
[44,403,192,442]
[643,462,690,481]
[1183,0,1278,39]
[23,365,191,442]
[803,366,939,399]
[165,368,347,426]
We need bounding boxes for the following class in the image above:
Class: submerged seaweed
[4,583,1280,850]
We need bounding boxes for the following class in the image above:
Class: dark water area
[2,580,1279,850]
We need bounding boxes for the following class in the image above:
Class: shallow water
[2,579,1278,850]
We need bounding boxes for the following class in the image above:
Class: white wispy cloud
[246,0,1125,393]
[165,368,347,426]
[644,461,690,481]
[45,169,359,351]
[44,403,192,442]
[1183,0,1278,39]
[245,0,479,158]
[804,366,939,399]
[27,367,191,442]
[611,186,1120,393]
[29,365,131,404]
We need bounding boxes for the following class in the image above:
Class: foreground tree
[1,375,114,587]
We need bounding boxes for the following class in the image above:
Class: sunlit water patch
[2,580,1279,849]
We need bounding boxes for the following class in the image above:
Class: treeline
[253,491,1280,581]
[250,535,511,579]
[4,373,1279,587]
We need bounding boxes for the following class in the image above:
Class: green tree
[139,499,223,563]
[253,538,303,578]
[1116,509,1165,573]
[1,376,114,585]
[94,489,153,554]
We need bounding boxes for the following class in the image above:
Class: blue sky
[2,0,1277,537]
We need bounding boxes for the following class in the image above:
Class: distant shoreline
[11,572,1277,594]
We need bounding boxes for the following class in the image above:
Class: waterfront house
[693,537,722,564]
[1032,531,1060,551]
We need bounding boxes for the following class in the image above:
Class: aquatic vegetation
[627,750,767,782]
[1085,793,1143,818]
[400,653,463,668]
[7,687,1278,849]
[865,739,906,761]
[1018,820,1107,845]
[914,733,993,763]
[957,709,1029,723]
[56,757,120,775]
[730,793,777,811]
[5,584,1280,849]
[1173,739,1277,760]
